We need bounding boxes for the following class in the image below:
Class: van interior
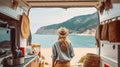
[0,0,120,67]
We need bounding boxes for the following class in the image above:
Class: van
[0,0,120,67]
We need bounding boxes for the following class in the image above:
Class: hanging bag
[101,23,109,40]
[20,13,30,39]
[96,24,103,40]
[109,20,120,42]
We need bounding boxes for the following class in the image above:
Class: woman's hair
[57,27,69,51]
[58,37,69,51]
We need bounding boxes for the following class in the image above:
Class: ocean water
[31,34,96,48]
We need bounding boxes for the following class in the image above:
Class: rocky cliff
[36,12,98,35]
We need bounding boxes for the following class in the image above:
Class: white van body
[99,4,120,67]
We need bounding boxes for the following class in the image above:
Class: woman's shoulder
[52,41,59,46]
[67,41,73,47]
[67,40,71,44]
[54,41,59,44]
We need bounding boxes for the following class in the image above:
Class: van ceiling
[26,0,98,7]
[25,0,120,7]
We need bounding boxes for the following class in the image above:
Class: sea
[31,34,96,48]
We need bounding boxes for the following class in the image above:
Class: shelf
[100,41,120,45]
[3,55,39,67]
[0,6,20,20]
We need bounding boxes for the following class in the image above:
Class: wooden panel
[26,0,98,7]
[26,0,120,7]
[27,1,98,7]
[26,0,98,2]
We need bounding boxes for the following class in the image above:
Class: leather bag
[101,23,109,40]
[109,20,120,42]
[96,24,103,40]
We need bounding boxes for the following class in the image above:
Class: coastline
[41,48,97,66]
[70,33,95,37]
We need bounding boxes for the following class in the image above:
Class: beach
[41,48,97,67]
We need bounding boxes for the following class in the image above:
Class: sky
[29,7,97,34]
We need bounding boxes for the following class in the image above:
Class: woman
[51,27,75,67]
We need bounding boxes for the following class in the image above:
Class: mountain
[36,12,98,35]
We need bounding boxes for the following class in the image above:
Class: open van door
[98,3,120,67]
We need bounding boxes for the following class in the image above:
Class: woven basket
[83,53,100,67]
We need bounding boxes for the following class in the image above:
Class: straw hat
[57,27,69,37]
[20,13,30,39]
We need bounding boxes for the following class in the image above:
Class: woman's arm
[69,43,75,58]
[51,44,57,67]
[52,59,55,67]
